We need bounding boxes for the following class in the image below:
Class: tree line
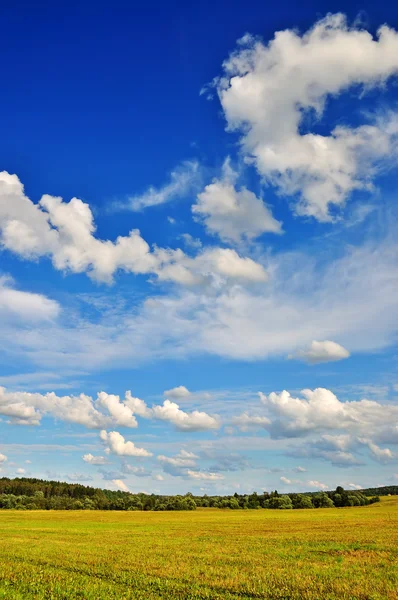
[0,478,383,511]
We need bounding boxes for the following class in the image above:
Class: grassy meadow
[0,497,397,600]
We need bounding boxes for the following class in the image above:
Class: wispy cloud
[121,160,201,211]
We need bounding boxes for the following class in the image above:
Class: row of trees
[0,478,382,511]
[193,488,380,509]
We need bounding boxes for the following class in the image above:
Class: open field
[0,497,397,600]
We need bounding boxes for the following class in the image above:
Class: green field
[0,497,397,600]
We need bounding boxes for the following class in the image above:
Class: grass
[0,497,397,599]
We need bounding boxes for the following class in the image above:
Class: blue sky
[0,0,398,495]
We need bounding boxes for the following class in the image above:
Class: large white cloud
[193,159,282,242]
[100,430,152,457]
[213,14,398,220]
[227,386,398,467]
[0,387,138,428]
[260,388,398,441]
[0,386,219,432]
[1,231,397,373]
[0,171,266,286]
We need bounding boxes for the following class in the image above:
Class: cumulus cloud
[290,340,350,364]
[82,453,108,465]
[153,400,219,431]
[164,386,191,400]
[193,159,282,242]
[213,14,398,220]
[260,388,398,445]
[0,453,7,464]
[0,387,136,428]
[96,392,138,428]
[100,430,152,457]
[124,391,153,419]
[0,171,265,286]
[112,479,130,492]
[0,385,220,434]
[125,161,201,211]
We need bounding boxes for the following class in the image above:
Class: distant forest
[0,477,390,511]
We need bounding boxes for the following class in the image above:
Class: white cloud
[96,392,138,428]
[0,171,265,286]
[280,476,292,485]
[193,159,282,242]
[290,340,350,364]
[260,388,398,445]
[177,449,199,459]
[82,453,108,465]
[126,161,201,211]
[0,275,59,322]
[348,483,362,490]
[180,234,202,250]
[112,479,130,492]
[293,466,307,473]
[0,453,7,463]
[231,413,270,430]
[214,14,398,220]
[0,387,137,428]
[16,468,25,474]
[186,470,224,481]
[360,439,394,462]
[121,464,150,478]
[124,391,153,419]
[0,385,220,434]
[318,434,353,452]
[131,238,398,362]
[308,480,329,491]
[157,453,197,468]
[164,386,191,400]
[100,430,152,457]
[153,400,219,431]
[3,222,397,374]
